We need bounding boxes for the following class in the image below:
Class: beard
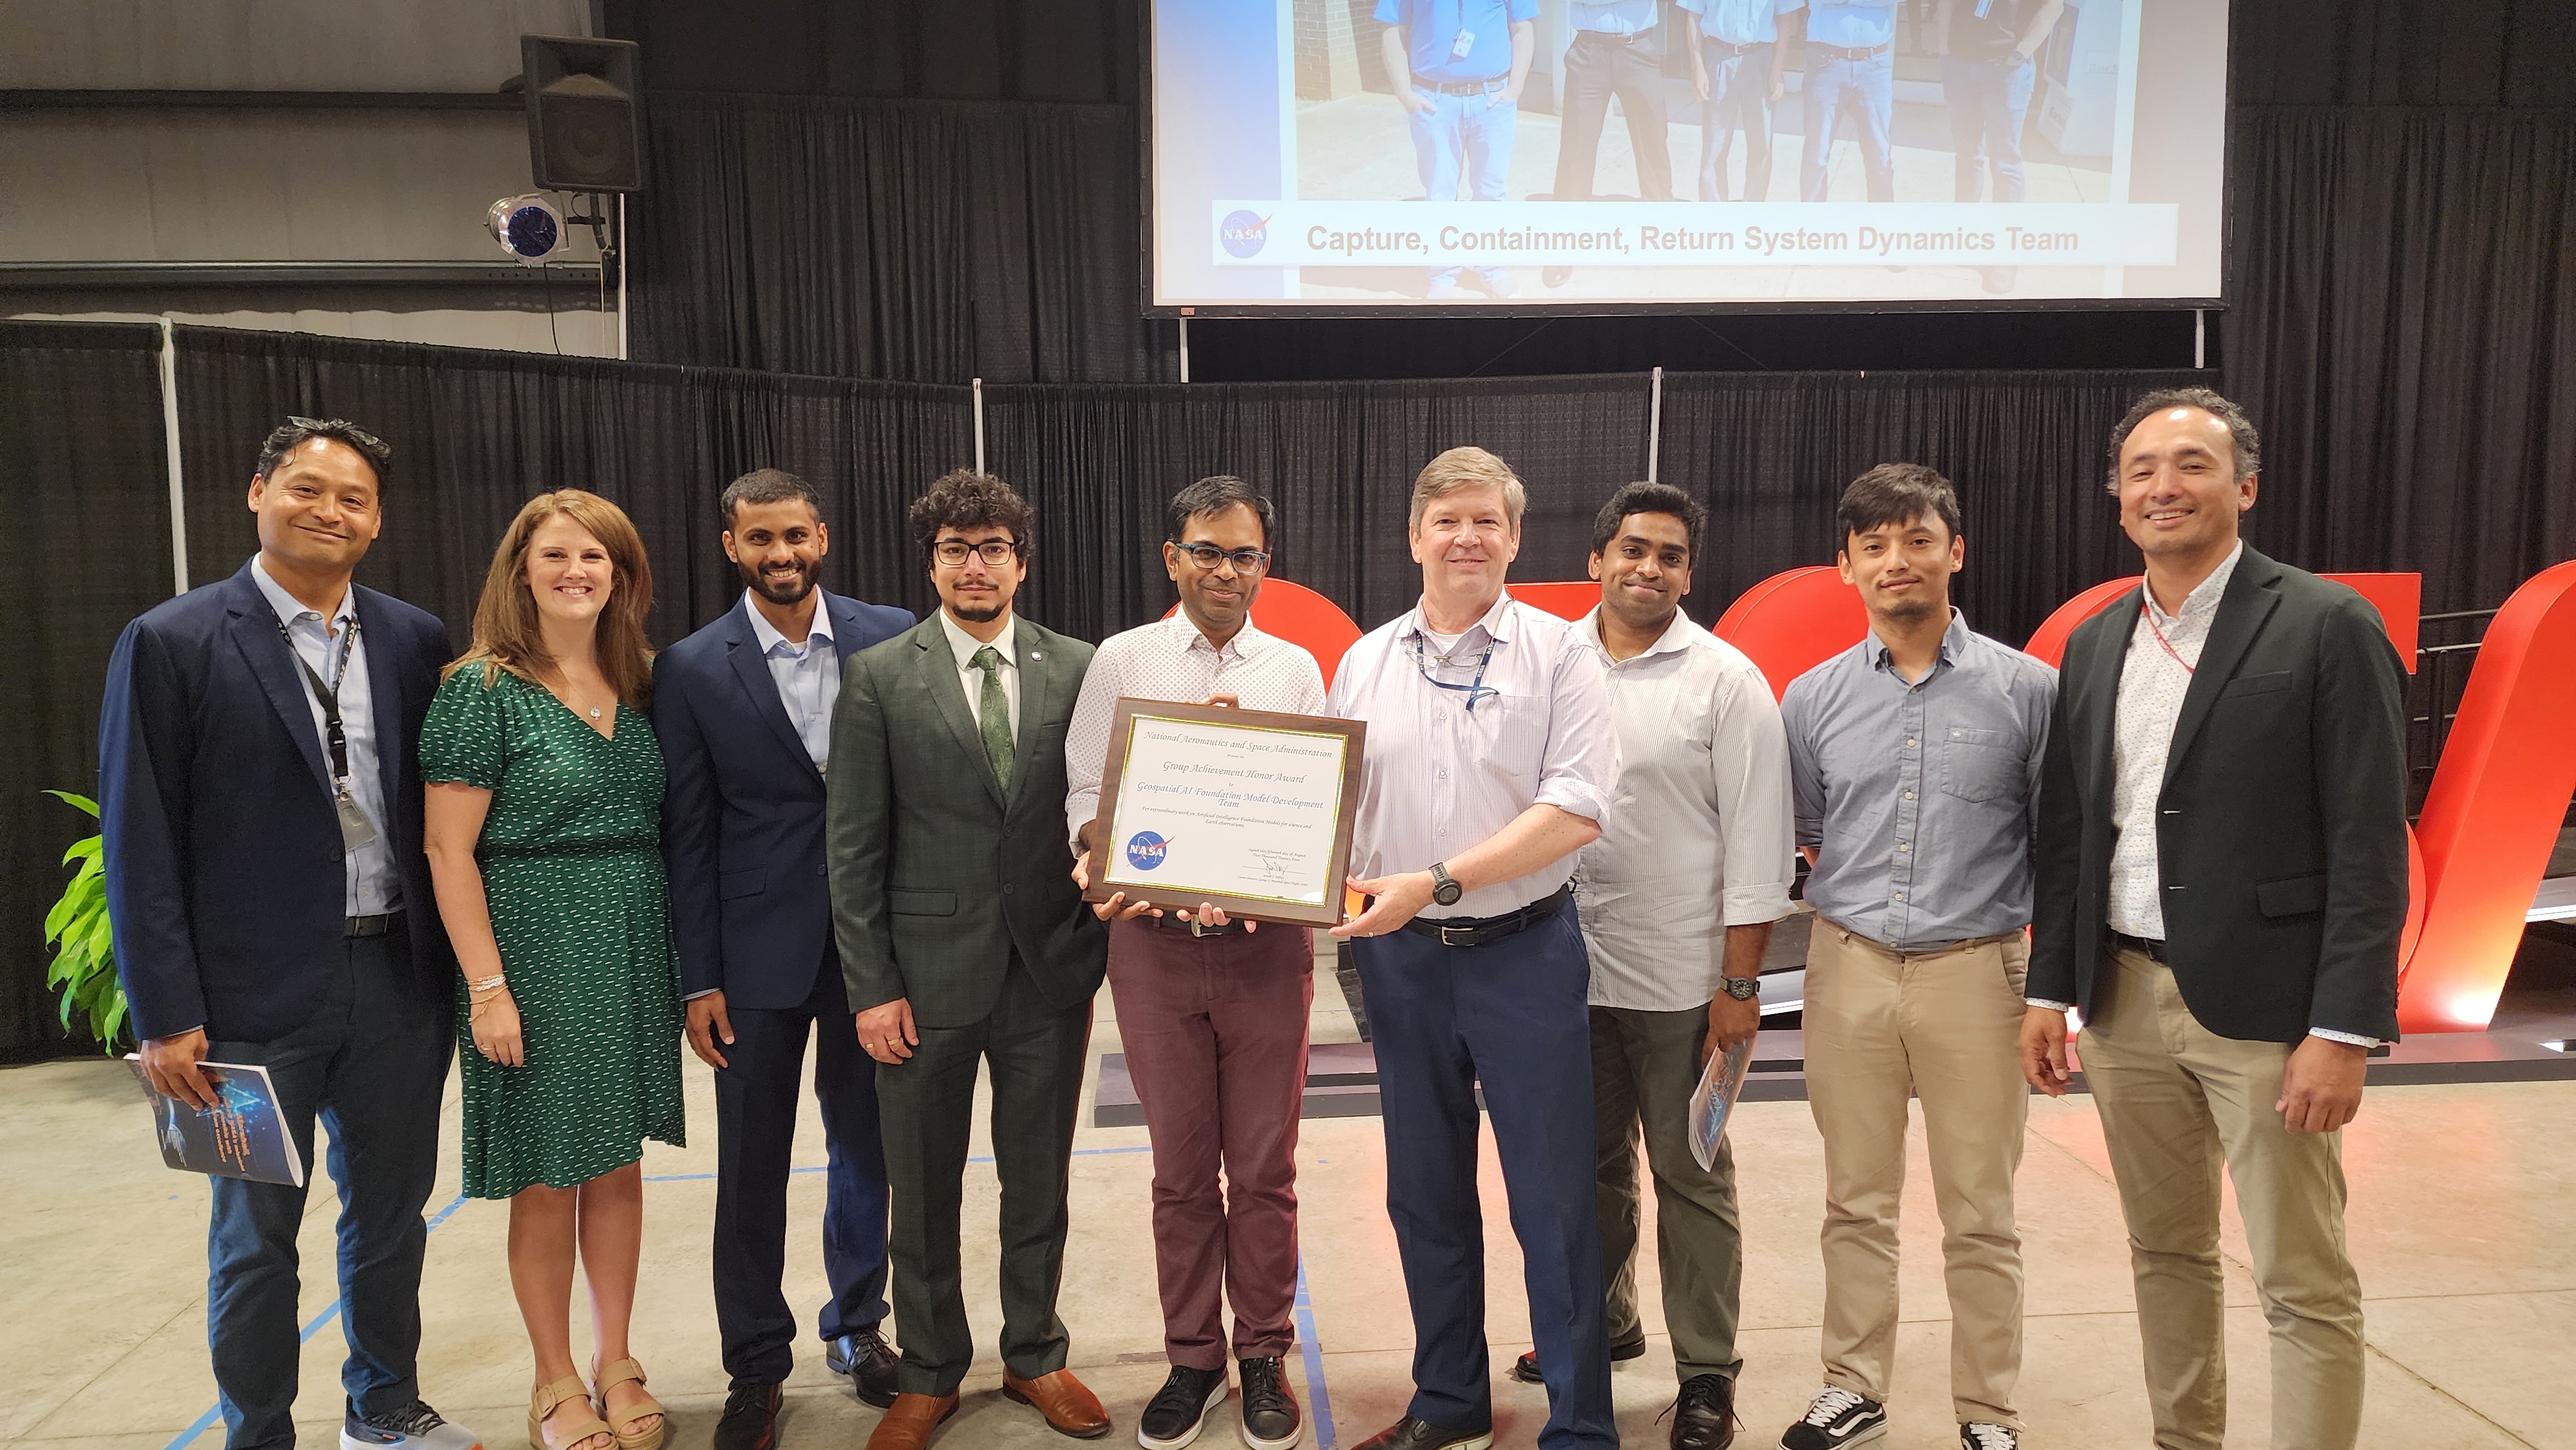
[1873,590,1940,626]
[742,560,815,607]
[949,596,1006,623]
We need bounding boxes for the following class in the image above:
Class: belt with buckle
[1573,27,1658,46]
[1414,74,1510,97]
[1153,910,1247,938]
[2110,929,2167,962]
[1812,41,1892,61]
[345,912,403,939]
[1402,883,1573,950]
[1704,37,1769,57]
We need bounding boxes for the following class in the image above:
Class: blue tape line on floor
[1293,1255,1338,1450]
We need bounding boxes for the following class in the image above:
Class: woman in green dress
[421,489,681,1450]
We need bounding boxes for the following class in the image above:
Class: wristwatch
[1429,861,1463,907]
[1720,976,1761,1002]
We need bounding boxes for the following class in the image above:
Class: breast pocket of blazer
[1939,726,2023,805]
[2217,669,2295,701]
[887,889,959,916]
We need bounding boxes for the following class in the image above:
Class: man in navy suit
[656,468,915,1450]
[100,419,478,1450]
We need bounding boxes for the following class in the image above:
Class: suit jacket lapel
[226,571,332,793]
[2085,590,2141,808]
[724,601,824,783]
[1008,616,1054,810]
[915,621,1006,809]
[353,586,406,814]
[2161,549,2282,789]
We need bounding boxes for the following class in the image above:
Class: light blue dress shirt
[743,588,841,773]
[1805,0,1900,48]
[1674,0,1794,44]
[1374,0,1541,84]
[249,556,399,916]
[1568,0,1662,35]
[1781,609,2056,949]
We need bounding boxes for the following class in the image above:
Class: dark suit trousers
[204,930,451,1450]
[877,956,1092,1395]
[711,955,891,1386]
[1553,32,1674,202]
[1353,910,1615,1450]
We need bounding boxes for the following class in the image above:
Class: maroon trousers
[1106,916,1315,1368]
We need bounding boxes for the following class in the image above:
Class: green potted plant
[42,790,131,1053]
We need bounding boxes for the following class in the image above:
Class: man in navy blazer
[656,469,914,1449]
[100,419,476,1450]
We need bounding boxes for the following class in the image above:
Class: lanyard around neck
[276,614,360,788]
[1410,629,1501,711]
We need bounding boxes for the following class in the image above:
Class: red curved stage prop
[1228,561,2573,1031]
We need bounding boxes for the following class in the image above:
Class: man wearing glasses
[1325,447,1623,1450]
[1064,476,1329,1450]
[827,471,1109,1450]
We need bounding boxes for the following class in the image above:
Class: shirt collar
[1578,604,1696,661]
[1866,607,1972,673]
[1163,609,1266,660]
[249,554,354,632]
[940,607,1016,669]
[1405,591,1517,648]
[2143,540,2244,630]
[743,588,837,656]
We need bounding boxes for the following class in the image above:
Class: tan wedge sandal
[591,1358,667,1450]
[529,1375,615,1450]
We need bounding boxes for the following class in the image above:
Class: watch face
[1434,883,1463,905]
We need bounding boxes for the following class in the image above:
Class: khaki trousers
[1804,919,2029,1427]
[1591,1003,1743,1383]
[2079,946,2365,1450]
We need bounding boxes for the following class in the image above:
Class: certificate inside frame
[1082,698,1366,928]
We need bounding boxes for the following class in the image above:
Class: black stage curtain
[631,92,1157,385]
[170,327,976,644]
[2226,106,2576,614]
[0,321,174,1061]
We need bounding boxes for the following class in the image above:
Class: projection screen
[1148,0,2227,313]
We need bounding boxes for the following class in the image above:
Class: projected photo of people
[1153,0,2223,309]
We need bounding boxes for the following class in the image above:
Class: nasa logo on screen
[1124,831,1171,871]
[1218,211,1270,258]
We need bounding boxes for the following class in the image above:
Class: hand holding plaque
[1081,699,1366,928]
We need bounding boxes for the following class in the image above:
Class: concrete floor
[8,960,2575,1450]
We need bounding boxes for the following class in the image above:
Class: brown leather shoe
[864,1393,959,1450]
[1002,1369,1112,1439]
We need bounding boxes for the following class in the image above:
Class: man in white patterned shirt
[2025,390,2409,1450]
[1065,476,1327,1450]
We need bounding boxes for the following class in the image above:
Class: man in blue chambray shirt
[1676,0,1798,203]
[1544,0,1674,295]
[1795,0,1900,202]
[1777,465,2054,1450]
[1376,0,1537,299]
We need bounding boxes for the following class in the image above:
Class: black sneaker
[712,1383,782,1450]
[1137,1365,1229,1450]
[1513,1335,1645,1383]
[1349,1418,1492,1450]
[827,1327,901,1409]
[1778,1388,1886,1449]
[340,1400,482,1450]
[1236,1357,1302,1450]
[1668,1373,1737,1450]
[1958,1424,2019,1450]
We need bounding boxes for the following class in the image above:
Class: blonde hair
[1408,446,1527,531]
[446,489,656,710]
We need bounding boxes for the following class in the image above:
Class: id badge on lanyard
[281,617,381,852]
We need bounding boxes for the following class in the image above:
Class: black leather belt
[1811,41,1892,61]
[1413,74,1510,97]
[1153,910,1247,938]
[2110,929,2167,962]
[346,911,403,939]
[1571,28,1659,46]
[1403,884,1573,950]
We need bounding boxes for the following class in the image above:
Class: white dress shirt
[1327,593,1622,919]
[1573,608,1795,1011]
[249,556,399,917]
[939,608,1020,737]
[742,588,840,772]
[1064,612,1329,847]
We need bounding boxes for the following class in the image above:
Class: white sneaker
[1778,1387,1887,1449]
[343,1402,483,1450]
[1960,1424,2020,1450]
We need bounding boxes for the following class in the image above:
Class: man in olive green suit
[826,471,1112,1450]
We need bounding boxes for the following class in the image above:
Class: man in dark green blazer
[826,471,1111,1450]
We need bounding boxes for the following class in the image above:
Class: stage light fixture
[488,194,565,263]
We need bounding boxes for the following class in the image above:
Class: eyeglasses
[933,538,1021,567]
[1177,543,1271,574]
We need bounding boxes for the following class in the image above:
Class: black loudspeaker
[520,34,645,193]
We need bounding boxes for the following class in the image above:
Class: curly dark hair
[2105,388,2262,493]
[256,416,392,487]
[907,470,1034,561]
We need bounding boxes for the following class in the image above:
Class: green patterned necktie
[971,645,1014,790]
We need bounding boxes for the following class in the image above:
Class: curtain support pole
[2193,308,2204,370]
[1647,366,1664,484]
[617,194,630,362]
[972,378,986,473]
[1179,315,1191,384]
[157,316,189,597]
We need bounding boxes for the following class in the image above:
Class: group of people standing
[1376,0,2067,296]
[100,384,2404,1450]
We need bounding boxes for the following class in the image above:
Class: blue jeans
[204,931,452,1449]
[1801,47,1895,202]
[1942,54,2036,202]
[1408,84,1517,285]
[1353,909,1613,1450]
[1698,41,1778,202]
